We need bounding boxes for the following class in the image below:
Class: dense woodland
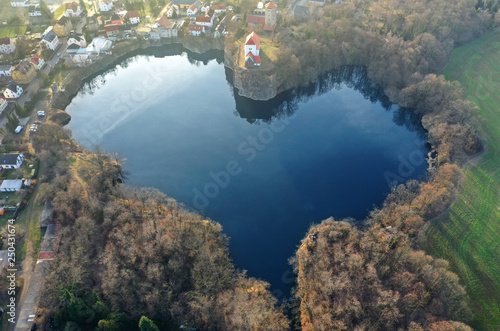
[228,0,496,329]
[19,0,498,329]
[271,0,494,329]
[31,123,289,330]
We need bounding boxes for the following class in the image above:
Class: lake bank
[65,51,429,295]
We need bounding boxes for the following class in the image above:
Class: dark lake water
[66,45,428,297]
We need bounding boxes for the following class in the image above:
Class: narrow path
[8,185,40,331]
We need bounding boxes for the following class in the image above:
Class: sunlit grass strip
[422,30,500,330]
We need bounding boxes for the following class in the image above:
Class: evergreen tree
[79,0,88,16]
[39,0,53,19]
[6,113,20,133]
[138,316,160,331]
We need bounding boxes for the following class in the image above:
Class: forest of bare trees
[281,0,494,329]
[22,0,498,329]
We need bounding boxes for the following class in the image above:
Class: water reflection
[76,44,425,138]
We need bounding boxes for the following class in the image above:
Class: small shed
[0,179,23,192]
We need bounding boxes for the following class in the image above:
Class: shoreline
[53,36,225,113]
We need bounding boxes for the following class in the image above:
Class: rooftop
[43,31,57,42]
[245,31,260,49]
[0,37,12,45]
[0,154,21,165]
[56,16,72,25]
[246,15,265,24]
[7,83,21,93]
[14,60,35,74]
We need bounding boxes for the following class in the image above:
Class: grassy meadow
[422,29,500,330]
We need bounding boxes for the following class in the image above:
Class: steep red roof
[38,251,54,260]
[65,1,79,11]
[245,51,261,64]
[188,24,204,31]
[265,2,277,9]
[104,24,120,32]
[245,31,260,49]
[31,54,42,65]
[213,4,226,10]
[246,15,265,24]
[156,15,172,26]
[196,15,211,23]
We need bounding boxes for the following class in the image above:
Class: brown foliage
[294,220,472,331]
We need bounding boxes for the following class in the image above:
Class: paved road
[12,224,57,331]
[12,260,51,331]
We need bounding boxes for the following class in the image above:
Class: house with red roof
[244,31,261,66]
[195,15,212,27]
[104,24,120,36]
[65,2,82,17]
[30,54,45,70]
[188,24,205,36]
[247,2,277,31]
[187,0,201,16]
[127,10,140,24]
[155,15,172,28]
[264,2,277,31]
[213,4,226,13]
[0,37,16,54]
[165,4,179,17]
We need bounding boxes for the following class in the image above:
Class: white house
[213,4,226,13]
[127,10,140,24]
[71,48,90,63]
[28,4,42,16]
[99,0,113,12]
[195,15,213,27]
[40,31,60,50]
[0,154,24,170]
[155,15,172,28]
[0,180,24,192]
[159,27,172,38]
[165,4,179,17]
[0,65,14,76]
[11,0,29,7]
[188,24,205,36]
[86,37,112,55]
[149,29,160,40]
[30,54,45,70]
[0,37,16,54]
[187,0,201,16]
[65,2,83,17]
[3,83,23,99]
[67,33,87,48]
[0,96,8,113]
[244,31,261,66]
[200,4,210,13]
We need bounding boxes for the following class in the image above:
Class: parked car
[37,111,45,117]
[14,125,23,133]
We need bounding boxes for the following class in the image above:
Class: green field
[0,25,28,38]
[422,30,500,330]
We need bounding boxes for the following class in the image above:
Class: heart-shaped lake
[66,44,428,297]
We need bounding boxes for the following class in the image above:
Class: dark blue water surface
[66,45,428,297]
